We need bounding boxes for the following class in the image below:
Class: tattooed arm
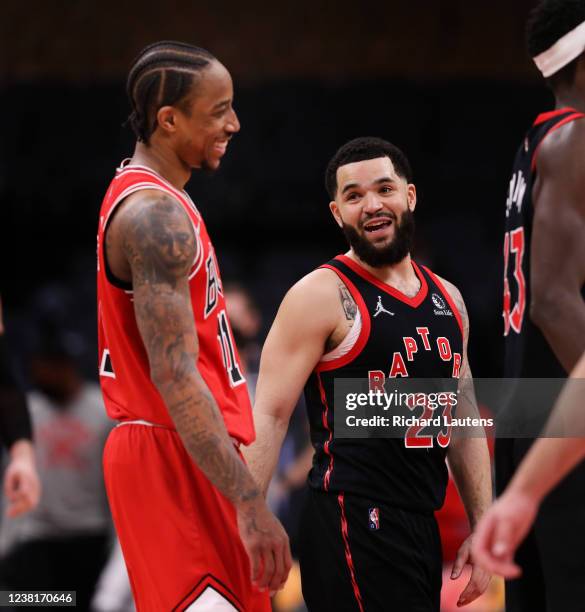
[338,282,357,320]
[438,278,492,607]
[113,191,291,590]
[243,269,348,495]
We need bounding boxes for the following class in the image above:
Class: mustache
[359,212,396,229]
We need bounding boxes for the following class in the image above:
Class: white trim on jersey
[99,349,116,379]
[115,162,202,219]
[320,309,362,363]
[184,587,238,611]
[115,419,158,427]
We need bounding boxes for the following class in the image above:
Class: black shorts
[496,437,585,612]
[299,488,442,612]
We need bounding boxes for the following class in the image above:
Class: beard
[342,208,415,268]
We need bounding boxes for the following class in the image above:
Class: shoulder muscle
[117,190,197,285]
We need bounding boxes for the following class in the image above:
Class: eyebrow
[340,176,396,195]
[212,99,231,111]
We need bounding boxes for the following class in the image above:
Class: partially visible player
[0,295,40,517]
[473,351,585,578]
[98,42,290,611]
[245,138,492,610]
[497,0,585,609]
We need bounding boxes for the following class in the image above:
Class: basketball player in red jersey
[245,138,492,610]
[491,1,585,609]
[97,42,290,611]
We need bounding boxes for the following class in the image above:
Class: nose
[363,191,383,214]
[226,108,240,134]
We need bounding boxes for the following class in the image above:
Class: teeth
[365,221,390,231]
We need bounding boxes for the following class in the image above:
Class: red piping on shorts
[338,493,365,612]
[317,373,334,491]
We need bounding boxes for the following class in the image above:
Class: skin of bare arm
[0,296,41,517]
[4,439,41,517]
[472,351,585,578]
[242,269,342,496]
[530,120,585,372]
[110,190,291,591]
[438,277,493,607]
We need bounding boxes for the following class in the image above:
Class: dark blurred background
[0,2,554,609]
[1,0,550,380]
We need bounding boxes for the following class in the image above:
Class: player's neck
[348,251,418,288]
[554,91,585,113]
[130,141,191,190]
[553,70,585,113]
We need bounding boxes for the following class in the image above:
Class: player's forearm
[155,369,260,507]
[8,439,35,462]
[508,437,585,506]
[530,292,585,372]
[243,411,289,496]
[515,357,585,502]
[448,437,492,529]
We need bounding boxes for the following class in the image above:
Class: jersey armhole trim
[531,112,585,172]
[314,265,371,373]
[421,266,464,341]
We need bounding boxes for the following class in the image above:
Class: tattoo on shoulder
[121,194,196,287]
[338,282,357,321]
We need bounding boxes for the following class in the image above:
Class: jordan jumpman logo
[374,296,394,317]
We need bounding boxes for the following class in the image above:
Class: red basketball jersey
[97,162,255,445]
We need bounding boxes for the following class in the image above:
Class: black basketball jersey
[504,108,585,378]
[303,255,464,512]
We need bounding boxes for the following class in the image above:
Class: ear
[407,184,417,212]
[329,200,343,228]
[156,105,178,135]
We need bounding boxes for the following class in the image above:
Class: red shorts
[103,423,271,612]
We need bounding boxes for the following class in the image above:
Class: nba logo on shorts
[368,507,380,530]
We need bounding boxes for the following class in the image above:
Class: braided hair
[126,41,216,143]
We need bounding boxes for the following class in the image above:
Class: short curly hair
[325,137,413,199]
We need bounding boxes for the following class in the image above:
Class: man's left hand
[451,534,491,607]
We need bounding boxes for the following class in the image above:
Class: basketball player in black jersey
[244,138,492,611]
[492,1,585,610]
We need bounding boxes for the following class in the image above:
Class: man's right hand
[4,440,41,517]
[237,497,292,593]
[472,489,538,578]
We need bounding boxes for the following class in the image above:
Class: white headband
[533,19,585,78]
